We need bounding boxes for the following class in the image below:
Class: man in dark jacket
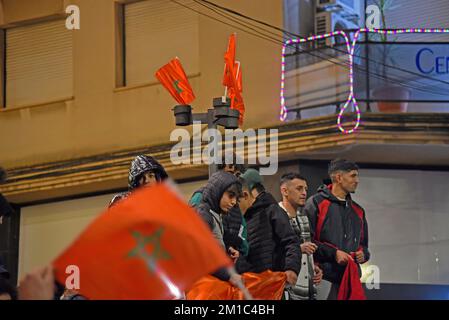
[236,169,301,287]
[196,171,243,285]
[189,153,249,257]
[109,155,168,207]
[304,159,370,299]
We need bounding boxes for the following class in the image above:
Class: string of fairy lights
[281,28,449,134]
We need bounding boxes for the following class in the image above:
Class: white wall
[356,169,449,285]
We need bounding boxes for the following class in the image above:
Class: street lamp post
[173,97,240,178]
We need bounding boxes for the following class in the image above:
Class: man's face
[138,171,158,187]
[238,189,253,215]
[220,190,238,214]
[282,178,308,207]
[338,170,359,193]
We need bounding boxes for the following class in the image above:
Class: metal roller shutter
[6,19,73,107]
[124,0,199,86]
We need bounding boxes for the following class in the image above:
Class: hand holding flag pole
[228,266,253,300]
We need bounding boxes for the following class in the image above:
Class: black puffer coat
[236,192,301,275]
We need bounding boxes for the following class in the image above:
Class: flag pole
[227,267,253,300]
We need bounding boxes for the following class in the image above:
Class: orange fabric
[228,63,245,125]
[53,183,231,300]
[222,34,236,88]
[337,255,366,300]
[186,270,286,300]
[222,34,245,124]
[155,58,195,105]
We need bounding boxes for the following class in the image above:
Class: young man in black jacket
[304,159,370,299]
[279,173,323,299]
[235,169,301,287]
[189,153,249,258]
[196,171,243,285]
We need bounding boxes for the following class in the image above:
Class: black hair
[252,183,265,194]
[0,277,17,300]
[328,159,359,175]
[238,177,264,194]
[217,152,246,174]
[224,181,243,198]
[280,172,307,186]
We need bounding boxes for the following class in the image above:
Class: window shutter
[6,19,73,107]
[124,0,199,86]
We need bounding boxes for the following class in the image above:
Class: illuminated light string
[280,28,449,134]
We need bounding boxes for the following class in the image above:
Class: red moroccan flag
[186,270,286,300]
[53,183,231,300]
[222,34,236,88]
[222,34,245,124]
[337,255,366,300]
[228,63,245,124]
[155,58,195,105]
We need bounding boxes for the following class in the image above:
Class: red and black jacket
[303,184,370,284]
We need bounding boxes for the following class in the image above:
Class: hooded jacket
[189,187,249,256]
[109,155,168,207]
[196,171,239,246]
[304,184,370,284]
[196,171,240,281]
[236,191,301,275]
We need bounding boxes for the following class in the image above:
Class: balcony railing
[283,31,449,121]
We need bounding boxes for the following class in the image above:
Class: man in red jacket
[304,159,370,300]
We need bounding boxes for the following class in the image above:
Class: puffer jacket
[236,192,301,275]
[189,187,249,256]
[196,171,240,281]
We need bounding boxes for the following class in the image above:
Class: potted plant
[370,0,411,112]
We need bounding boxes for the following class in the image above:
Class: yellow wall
[0,0,283,170]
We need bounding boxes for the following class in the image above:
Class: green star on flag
[127,227,171,274]
[173,80,183,94]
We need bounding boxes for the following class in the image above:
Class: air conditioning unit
[316,0,357,13]
[315,11,359,47]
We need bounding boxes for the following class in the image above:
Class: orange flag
[222,34,236,88]
[186,270,286,300]
[222,34,245,124]
[228,63,245,125]
[155,58,195,105]
[53,183,231,300]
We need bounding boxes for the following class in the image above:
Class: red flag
[337,256,366,300]
[155,58,195,105]
[186,270,286,300]
[228,62,245,124]
[222,34,245,124]
[222,34,236,88]
[53,183,231,300]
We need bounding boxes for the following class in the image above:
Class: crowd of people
[0,154,370,300]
